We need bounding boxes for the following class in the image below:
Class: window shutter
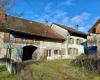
[4,32,9,42]
[27,39,33,44]
[16,38,22,43]
[61,48,65,55]
[44,49,48,60]
[59,50,62,55]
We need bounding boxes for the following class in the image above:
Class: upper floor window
[69,38,74,44]
[80,39,83,44]
[76,39,81,45]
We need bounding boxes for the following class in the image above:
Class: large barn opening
[22,45,37,61]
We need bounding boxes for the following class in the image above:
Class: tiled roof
[0,16,65,42]
[88,19,100,34]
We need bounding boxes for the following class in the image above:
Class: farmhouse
[0,8,66,63]
[51,23,87,58]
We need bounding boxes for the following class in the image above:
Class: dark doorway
[22,45,37,61]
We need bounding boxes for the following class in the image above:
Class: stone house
[51,23,87,59]
[0,14,65,63]
[0,9,66,63]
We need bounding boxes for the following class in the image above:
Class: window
[54,50,58,55]
[69,38,74,44]
[76,39,80,45]
[68,48,78,55]
[68,48,73,55]
[80,39,83,44]
[74,48,78,55]
[48,50,51,56]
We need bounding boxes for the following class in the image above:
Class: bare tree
[0,0,24,74]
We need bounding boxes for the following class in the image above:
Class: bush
[74,54,100,73]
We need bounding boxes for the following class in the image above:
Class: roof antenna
[44,15,48,25]
[75,24,79,30]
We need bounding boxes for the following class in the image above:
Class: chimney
[0,8,5,22]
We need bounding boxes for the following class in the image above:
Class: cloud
[65,0,75,6]
[62,17,69,23]
[71,12,91,25]
[44,2,53,13]
[42,2,69,24]
[59,0,75,7]
[34,0,75,25]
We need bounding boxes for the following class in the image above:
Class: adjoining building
[88,19,100,56]
[51,23,87,59]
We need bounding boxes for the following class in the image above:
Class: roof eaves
[88,19,100,33]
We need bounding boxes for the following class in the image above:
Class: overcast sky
[10,0,100,33]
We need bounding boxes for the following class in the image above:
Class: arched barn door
[22,45,37,61]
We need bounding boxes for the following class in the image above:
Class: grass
[0,66,16,80]
[0,59,100,80]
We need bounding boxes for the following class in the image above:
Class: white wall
[67,36,86,59]
[51,23,86,59]
[40,41,63,60]
[0,32,6,58]
[51,24,69,38]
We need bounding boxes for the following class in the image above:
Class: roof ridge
[52,22,87,35]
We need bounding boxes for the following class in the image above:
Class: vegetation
[74,54,100,73]
[0,59,100,80]
[0,66,16,80]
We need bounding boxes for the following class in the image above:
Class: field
[0,59,100,80]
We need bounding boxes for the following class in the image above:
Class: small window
[48,50,51,56]
[69,38,74,44]
[68,48,78,55]
[76,39,80,45]
[68,48,73,55]
[80,39,83,44]
[54,50,58,55]
[74,48,78,55]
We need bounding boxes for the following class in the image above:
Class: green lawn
[0,60,100,80]
[0,66,17,80]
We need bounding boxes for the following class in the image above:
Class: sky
[9,0,100,33]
